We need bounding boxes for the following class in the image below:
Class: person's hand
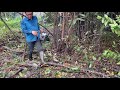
[32,31,38,36]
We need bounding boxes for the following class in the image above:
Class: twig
[9,68,24,78]
[42,62,65,67]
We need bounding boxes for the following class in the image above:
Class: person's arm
[38,23,41,31]
[21,20,32,34]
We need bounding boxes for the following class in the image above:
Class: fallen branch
[39,61,115,78]
[80,69,111,78]
[41,62,65,67]
[9,68,24,78]
[46,63,119,78]
[6,59,119,78]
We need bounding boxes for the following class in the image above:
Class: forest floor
[0,30,120,78]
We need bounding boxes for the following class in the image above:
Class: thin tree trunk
[61,12,65,40]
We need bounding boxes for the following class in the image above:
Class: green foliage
[72,17,85,25]
[44,68,51,75]
[0,17,21,29]
[73,45,82,53]
[102,49,120,61]
[54,71,62,78]
[72,13,85,26]
[0,26,9,40]
[61,66,80,73]
[42,41,52,49]
[7,17,21,29]
[0,17,21,40]
[97,14,120,62]
[43,12,54,23]
[97,14,120,36]
[117,72,120,76]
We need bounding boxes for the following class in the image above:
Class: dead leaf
[63,63,70,67]
[106,71,114,76]
[62,72,67,76]
[75,61,78,65]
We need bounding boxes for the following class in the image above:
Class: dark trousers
[27,40,43,60]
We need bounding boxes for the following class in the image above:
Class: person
[20,12,46,64]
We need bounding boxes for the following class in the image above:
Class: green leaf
[102,18,105,23]
[89,63,92,68]
[118,72,120,76]
[104,21,108,26]
[98,57,101,61]
[45,68,51,75]
[117,30,120,36]
[113,54,117,59]
[71,66,79,71]
[118,25,120,28]
[109,24,117,28]
[92,56,96,60]
[76,47,81,52]
[79,13,85,17]
[54,71,62,78]
[113,20,118,25]
[109,19,113,23]
[103,50,108,56]
[104,14,109,19]
[113,41,116,45]
[117,61,120,65]
[76,18,85,21]
[97,15,102,20]
[73,18,85,25]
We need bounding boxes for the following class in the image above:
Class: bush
[0,17,21,40]
[102,49,120,61]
